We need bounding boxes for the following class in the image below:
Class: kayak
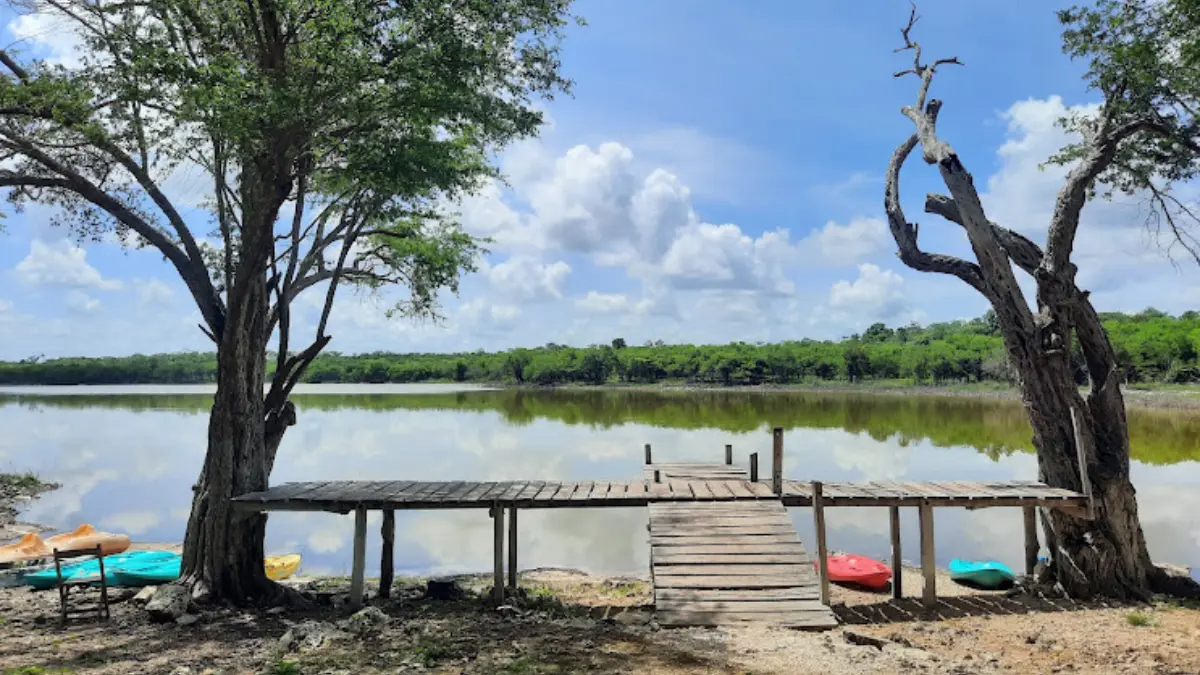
[818,554,892,590]
[0,533,51,565]
[44,524,131,557]
[22,550,178,590]
[266,554,302,581]
[949,559,1016,589]
[111,553,302,587]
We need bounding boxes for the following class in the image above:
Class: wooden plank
[651,539,805,549]
[650,526,798,537]
[725,481,756,499]
[349,506,367,610]
[442,482,481,502]
[570,481,596,502]
[656,610,836,628]
[495,481,529,502]
[652,553,812,565]
[654,575,816,589]
[248,482,322,503]
[379,480,418,501]
[657,600,828,613]
[690,481,716,500]
[478,483,513,501]
[462,482,498,502]
[654,564,813,577]
[652,516,790,526]
[513,482,545,502]
[890,506,902,600]
[530,482,561,501]
[746,482,776,498]
[655,587,821,601]
[652,502,780,511]
[919,501,936,609]
[552,483,579,501]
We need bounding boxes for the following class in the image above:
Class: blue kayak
[22,550,178,590]
[110,556,182,586]
[949,559,1016,589]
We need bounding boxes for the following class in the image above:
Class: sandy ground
[1,566,1197,675]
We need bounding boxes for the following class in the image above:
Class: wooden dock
[233,429,1092,626]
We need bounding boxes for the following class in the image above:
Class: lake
[1,384,1198,578]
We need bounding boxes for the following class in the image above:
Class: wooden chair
[53,544,110,625]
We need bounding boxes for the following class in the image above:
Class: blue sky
[2,0,1199,359]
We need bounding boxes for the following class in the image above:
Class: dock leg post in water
[750,452,758,483]
[350,506,367,609]
[644,443,652,465]
[380,509,395,600]
[654,469,661,483]
[919,501,936,609]
[772,427,784,494]
[889,506,902,599]
[1023,506,1039,576]
[507,506,518,590]
[724,444,733,465]
[812,481,830,605]
[492,502,505,604]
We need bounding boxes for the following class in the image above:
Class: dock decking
[649,500,836,628]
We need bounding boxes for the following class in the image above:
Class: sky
[2,0,1200,360]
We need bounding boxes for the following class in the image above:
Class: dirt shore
[1,566,1198,675]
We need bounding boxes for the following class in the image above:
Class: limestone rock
[278,621,349,653]
[176,614,200,627]
[341,606,388,638]
[146,585,191,622]
[133,586,157,605]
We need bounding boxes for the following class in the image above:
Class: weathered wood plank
[654,575,816,589]
[651,553,812,565]
[651,526,797,536]
[654,564,814,576]
[655,587,821,601]
[656,610,836,628]
[650,539,805,549]
[656,600,829,613]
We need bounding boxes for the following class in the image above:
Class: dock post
[644,443,652,465]
[724,444,732,465]
[1023,506,1039,577]
[919,501,936,609]
[772,427,784,495]
[812,481,830,605]
[492,502,505,604]
[653,469,661,483]
[889,506,902,599]
[749,453,758,483]
[507,506,518,589]
[380,509,395,600]
[350,506,367,609]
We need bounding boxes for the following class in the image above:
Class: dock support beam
[644,443,652,465]
[919,501,936,609]
[507,506,518,589]
[772,427,784,495]
[380,509,395,600]
[1023,506,1039,576]
[749,453,758,483]
[812,481,830,605]
[492,502,505,604]
[889,506,902,600]
[350,506,367,610]
[724,444,732,465]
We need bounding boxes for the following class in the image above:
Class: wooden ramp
[648,500,837,629]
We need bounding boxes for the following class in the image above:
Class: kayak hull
[266,554,302,581]
[948,559,1016,589]
[0,533,51,565]
[22,550,177,590]
[819,554,893,590]
[44,525,131,557]
[109,554,301,587]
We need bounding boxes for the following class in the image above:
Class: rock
[267,606,287,615]
[170,666,193,675]
[613,610,651,626]
[341,606,388,638]
[133,586,157,605]
[146,585,191,623]
[108,588,139,604]
[495,604,520,618]
[176,614,200,626]
[844,629,890,650]
[278,621,349,653]
[425,578,461,600]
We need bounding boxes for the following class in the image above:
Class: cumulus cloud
[15,240,122,290]
[137,279,175,307]
[799,217,891,267]
[8,12,85,68]
[575,291,630,314]
[811,263,917,334]
[65,290,101,314]
[100,510,162,536]
[484,257,571,302]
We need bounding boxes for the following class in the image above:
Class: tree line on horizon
[3,308,1199,388]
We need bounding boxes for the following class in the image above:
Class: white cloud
[811,263,917,334]
[800,217,891,267]
[660,224,796,295]
[15,240,122,290]
[491,304,521,324]
[576,291,630,314]
[8,12,85,68]
[0,299,11,314]
[65,290,101,314]
[484,257,571,301]
[137,279,175,307]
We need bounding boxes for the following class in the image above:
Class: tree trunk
[999,277,1154,600]
[180,265,280,602]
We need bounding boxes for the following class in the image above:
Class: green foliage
[267,659,301,675]
[6,310,1200,388]
[1126,611,1154,627]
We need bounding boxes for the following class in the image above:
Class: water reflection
[2,386,1198,577]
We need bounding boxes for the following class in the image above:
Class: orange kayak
[43,525,130,557]
[0,533,52,565]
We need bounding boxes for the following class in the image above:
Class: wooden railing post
[772,427,784,495]
[749,453,759,483]
[812,481,830,605]
[724,444,733,465]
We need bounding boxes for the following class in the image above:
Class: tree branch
[884,133,988,295]
[924,193,1045,275]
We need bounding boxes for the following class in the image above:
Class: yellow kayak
[265,554,301,581]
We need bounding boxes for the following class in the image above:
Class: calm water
[1,385,1198,578]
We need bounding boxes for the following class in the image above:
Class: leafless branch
[924,193,1045,275]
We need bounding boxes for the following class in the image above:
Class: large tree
[0,0,577,601]
[884,1,1199,598]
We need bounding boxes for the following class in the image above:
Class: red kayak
[817,554,892,590]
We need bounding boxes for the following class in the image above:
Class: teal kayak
[110,556,182,586]
[22,550,178,590]
[949,559,1016,589]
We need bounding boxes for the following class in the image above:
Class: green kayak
[948,559,1016,589]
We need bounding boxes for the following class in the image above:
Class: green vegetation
[267,660,301,675]
[1126,611,1154,627]
[3,309,1200,388]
